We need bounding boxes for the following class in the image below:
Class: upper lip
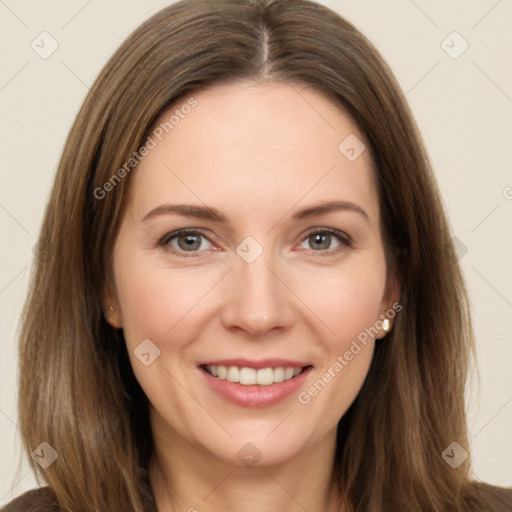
[198,358,311,369]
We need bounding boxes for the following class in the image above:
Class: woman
[4,0,511,510]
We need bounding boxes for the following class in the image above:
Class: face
[105,81,399,468]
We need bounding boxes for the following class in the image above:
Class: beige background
[1,0,511,503]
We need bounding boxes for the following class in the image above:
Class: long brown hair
[16,0,510,510]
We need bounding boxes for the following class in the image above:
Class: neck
[149,415,344,512]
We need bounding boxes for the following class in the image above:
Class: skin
[104,81,400,512]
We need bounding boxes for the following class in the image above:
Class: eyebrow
[142,200,369,224]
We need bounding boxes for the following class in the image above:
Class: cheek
[299,347,373,434]
[290,258,385,417]
[115,268,170,343]
[291,259,387,346]
[113,251,222,347]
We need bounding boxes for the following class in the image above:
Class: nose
[220,248,296,338]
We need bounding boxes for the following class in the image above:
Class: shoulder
[1,487,58,512]
[466,481,512,511]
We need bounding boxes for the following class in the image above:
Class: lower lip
[200,366,312,408]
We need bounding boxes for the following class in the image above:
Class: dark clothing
[3,483,512,511]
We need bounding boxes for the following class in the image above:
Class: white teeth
[226,366,239,382]
[256,368,274,386]
[205,365,305,385]
[273,367,285,383]
[217,365,227,379]
[284,367,295,380]
[239,367,256,385]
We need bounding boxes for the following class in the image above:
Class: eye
[298,229,351,253]
[160,229,213,255]
[159,227,351,257]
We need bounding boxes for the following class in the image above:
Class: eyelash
[158,227,352,258]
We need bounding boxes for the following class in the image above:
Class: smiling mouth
[201,364,311,386]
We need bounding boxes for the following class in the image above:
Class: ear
[102,280,123,329]
[375,259,402,340]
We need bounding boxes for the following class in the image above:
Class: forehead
[126,81,379,225]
